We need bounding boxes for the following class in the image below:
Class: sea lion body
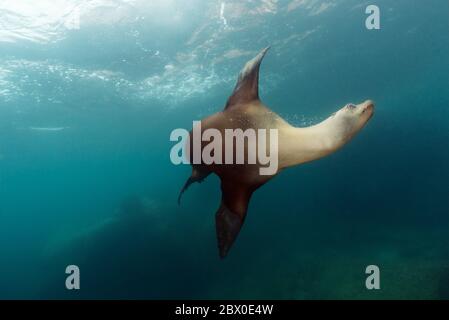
[194,101,284,184]
[179,47,374,258]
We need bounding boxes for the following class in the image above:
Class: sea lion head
[330,100,374,141]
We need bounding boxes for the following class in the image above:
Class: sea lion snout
[361,100,375,118]
[363,100,374,110]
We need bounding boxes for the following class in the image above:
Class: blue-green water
[0,0,448,299]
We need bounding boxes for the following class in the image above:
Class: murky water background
[0,0,448,299]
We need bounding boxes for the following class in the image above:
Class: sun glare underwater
[0,0,448,299]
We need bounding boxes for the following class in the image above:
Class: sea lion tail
[178,168,211,205]
[178,176,195,205]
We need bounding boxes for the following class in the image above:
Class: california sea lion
[179,47,374,258]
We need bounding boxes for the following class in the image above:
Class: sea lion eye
[346,103,356,109]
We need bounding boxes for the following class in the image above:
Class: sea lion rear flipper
[215,181,253,258]
[178,168,211,205]
[225,47,270,110]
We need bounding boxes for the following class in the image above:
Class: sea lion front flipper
[225,47,270,110]
[216,203,243,259]
[178,167,211,205]
[215,181,253,258]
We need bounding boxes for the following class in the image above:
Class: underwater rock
[39,194,216,299]
[438,269,449,299]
